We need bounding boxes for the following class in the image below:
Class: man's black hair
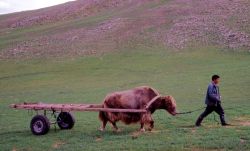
[212,75,220,81]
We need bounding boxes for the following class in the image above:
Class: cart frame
[9,100,153,135]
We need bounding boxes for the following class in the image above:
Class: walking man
[195,75,230,126]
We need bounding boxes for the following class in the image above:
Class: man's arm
[207,85,220,103]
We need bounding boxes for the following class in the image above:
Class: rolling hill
[0,0,249,59]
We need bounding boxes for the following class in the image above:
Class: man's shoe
[195,123,201,127]
[195,117,203,127]
[222,123,230,126]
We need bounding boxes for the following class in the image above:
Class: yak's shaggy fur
[99,86,177,131]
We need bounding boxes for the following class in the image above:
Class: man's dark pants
[196,102,226,126]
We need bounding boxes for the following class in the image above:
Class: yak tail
[99,111,106,121]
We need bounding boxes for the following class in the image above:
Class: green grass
[0,47,250,151]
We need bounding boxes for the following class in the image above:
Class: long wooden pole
[10,103,147,113]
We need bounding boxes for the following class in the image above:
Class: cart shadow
[0,128,67,137]
[0,130,33,137]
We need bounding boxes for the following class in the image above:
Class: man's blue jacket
[205,82,221,106]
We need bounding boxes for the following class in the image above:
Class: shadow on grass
[0,129,32,137]
[177,125,196,128]
[0,70,62,80]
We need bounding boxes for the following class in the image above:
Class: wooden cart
[10,102,147,135]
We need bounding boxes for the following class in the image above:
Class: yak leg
[140,122,145,132]
[148,120,154,131]
[111,122,120,132]
[99,119,108,131]
[147,114,154,131]
[108,113,120,132]
[141,112,154,131]
[99,111,108,131]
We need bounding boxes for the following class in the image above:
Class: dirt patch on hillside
[239,121,250,126]
[232,116,250,126]
[52,140,65,149]
[240,138,247,144]
[12,147,17,151]
[187,147,225,151]
[95,136,103,142]
[130,131,142,139]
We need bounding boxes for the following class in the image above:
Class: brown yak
[99,86,177,132]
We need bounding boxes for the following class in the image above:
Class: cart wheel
[57,112,75,129]
[30,115,50,135]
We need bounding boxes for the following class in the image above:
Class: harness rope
[176,105,250,125]
[176,107,206,115]
[176,105,250,115]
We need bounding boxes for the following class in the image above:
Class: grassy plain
[0,47,250,151]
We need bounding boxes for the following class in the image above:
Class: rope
[176,104,250,115]
[176,107,206,115]
[176,104,250,125]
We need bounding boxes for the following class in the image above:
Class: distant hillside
[0,0,249,59]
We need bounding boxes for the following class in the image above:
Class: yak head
[146,95,177,116]
[161,95,177,116]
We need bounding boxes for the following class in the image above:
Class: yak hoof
[99,127,105,132]
[140,128,145,132]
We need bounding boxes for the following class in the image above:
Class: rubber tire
[30,115,50,135]
[57,112,75,129]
